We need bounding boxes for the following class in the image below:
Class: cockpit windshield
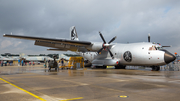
[156,46,163,50]
[149,45,163,50]
[149,46,157,51]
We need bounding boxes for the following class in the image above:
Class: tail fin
[70,26,79,40]
[19,53,28,58]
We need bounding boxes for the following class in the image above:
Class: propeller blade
[162,46,171,47]
[148,33,150,42]
[108,36,117,44]
[97,48,104,54]
[107,48,114,59]
[99,32,106,44]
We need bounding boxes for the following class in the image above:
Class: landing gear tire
[101,66,107,69]
[115,65,126,69]
[95,66,101,69]
[152,66,160,71]
[95,66,107,69]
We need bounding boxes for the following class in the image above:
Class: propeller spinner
[97,32,116,59]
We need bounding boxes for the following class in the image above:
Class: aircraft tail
[19,53,28,58]
[70,26,79,41]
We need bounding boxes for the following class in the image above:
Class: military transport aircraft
[19,53,53,62]
[3,26,176,71]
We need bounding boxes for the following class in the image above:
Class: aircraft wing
[3,34,92,52]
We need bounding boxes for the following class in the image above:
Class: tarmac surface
[0,65,180,101]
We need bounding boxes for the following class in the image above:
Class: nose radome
[164,51,176,64]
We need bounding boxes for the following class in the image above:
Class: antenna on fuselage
[148,33,150,42]
[148,33,171,48]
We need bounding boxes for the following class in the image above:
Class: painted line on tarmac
[0,78,46,101]
[119,95,129,98]
[60,97,83,101]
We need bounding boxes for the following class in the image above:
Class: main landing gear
[151,66,160,71]
[115,65,126,69]
[95,66,107,69]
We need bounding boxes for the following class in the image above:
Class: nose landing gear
[151,66,160,71]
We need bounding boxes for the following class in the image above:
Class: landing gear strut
[151,66,160,71]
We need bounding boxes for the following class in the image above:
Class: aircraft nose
[163,50,176,64]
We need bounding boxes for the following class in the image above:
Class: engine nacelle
[86,42,102,51]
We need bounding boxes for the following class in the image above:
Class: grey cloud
[0,0,180,54]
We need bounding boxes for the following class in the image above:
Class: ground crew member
[61,58,64,66]
[18,59,20,66]
[1,60,3,67]
[21,60,24,66]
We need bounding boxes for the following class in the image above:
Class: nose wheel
[151,66,160,71]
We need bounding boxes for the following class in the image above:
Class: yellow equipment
[59,57,84,69]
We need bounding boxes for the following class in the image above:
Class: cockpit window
[157,47,163,50]
[149,46,157,51]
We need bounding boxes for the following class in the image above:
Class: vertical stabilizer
[19,53,28,58]
[70,26,79,40]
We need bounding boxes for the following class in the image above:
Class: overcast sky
[0,0,180,55]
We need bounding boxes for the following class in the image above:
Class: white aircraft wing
[3,34,92,52]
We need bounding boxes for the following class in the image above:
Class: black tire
[95,66,101,69]
[49,67,51,70]
[95,66,107,69]
[101,66,107,69]
[156,66,160,71]
[115,65,126,69]
[152,66,160,71]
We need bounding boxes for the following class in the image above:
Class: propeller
[97,32,116,59]
[162,46,171,47]
[148,34,171,47]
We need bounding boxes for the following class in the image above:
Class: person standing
[44,58,47,68]
[18,59,20,66]
[61,58,64,66]
[25,61,27,66]
[1,60,3,67]
[4,61,7,66]
[29,61,31,65]
[21,59,24,66]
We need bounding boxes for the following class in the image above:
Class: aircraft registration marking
[0,78,46,101]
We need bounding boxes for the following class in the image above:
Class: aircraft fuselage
[77,42,175,67]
